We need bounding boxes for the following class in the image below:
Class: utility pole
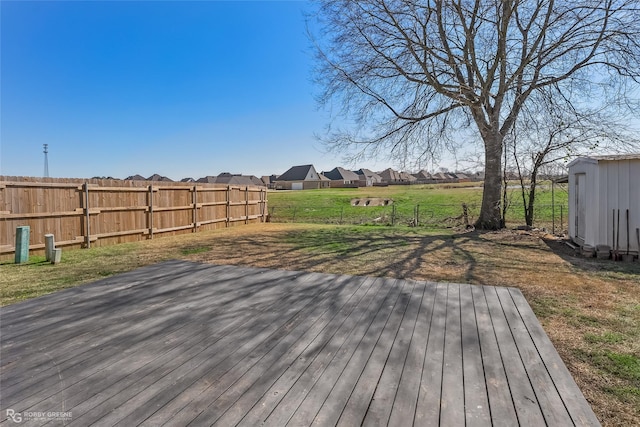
[43,144,49,177]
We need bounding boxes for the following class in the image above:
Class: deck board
[0,261,600,426]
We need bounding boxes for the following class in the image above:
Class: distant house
[124,174,147,181]
[454,173,471,182]
[322,167,361,188]
[399,171,418,183]
[261,175,278,189]
[412,170,434,184]
[180,177,195,183]
[274,165,330,190]
[378,168,403,184]
[432,172,457,183]
[196,173,264,187]
[354,169,383,187]
[147,174,173,182]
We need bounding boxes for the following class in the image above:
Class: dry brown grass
[2,223,638,425]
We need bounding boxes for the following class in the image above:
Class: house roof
[432,172,453,180]
[323,167,361,181]
[277,165,318,181]
[196,176,217,183]
[413,170,432,179]
[197,173,264,186]
[399,171,417,181]
[125,174,146,181]
[355,168,382,179]
[147,173,173,182]
[180,177,195,182]
[378,168,402,181]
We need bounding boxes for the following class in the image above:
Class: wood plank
[233,276,383,427]
[471,285,519,426]
[92,228,148,239]
[460,283,491,426]
[152,205,193,212]
[154,224,194,233]
[1,263,231,347]
[345,280,425,426]
[1,209,83,219]
[52,272,330,426]
[0,264,253,381]
[414,282,448,425]
[82,273,346,426]
[88,186,150,192]
[93,206,148,212]
[2,266,291,407]
[263,278,400,427]
[1,181,82,189]
[196,218,226,226]
[385,282,437,426]
[439,283,465,426]
[31,272,335,425]
[195,187,226,192]
[495,286,574,426]
[242,277,390,427]
[290,278,405,427]
[195,275,373,426]
[508,288,601,426]
[483,286,546,424]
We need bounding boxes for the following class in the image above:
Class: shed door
[575,173,586,240]
[291,182,303,190]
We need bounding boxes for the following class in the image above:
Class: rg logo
[6,409,22,423]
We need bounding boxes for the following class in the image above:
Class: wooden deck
[1,261,600,426]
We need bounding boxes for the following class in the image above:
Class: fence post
[192,185,198,232]
[45,234,55,261]
[340,206,344,225]
[552,183,556,234]
[245,186,249,224]
[560,205,564,233]
[416,204,420,226]
[391,204,396,226]
[84,182,91,248]
[462,203,469,227]
[226,186,231,227]
[148,184,154,239]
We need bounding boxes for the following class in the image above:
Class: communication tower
[43,144,49,177]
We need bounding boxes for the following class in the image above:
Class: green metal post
[15,226,30,264]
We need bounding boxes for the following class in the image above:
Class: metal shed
[567,154,640,256]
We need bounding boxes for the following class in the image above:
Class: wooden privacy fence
[0,177,268,256]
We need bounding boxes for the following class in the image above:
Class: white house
[567,154,640,255]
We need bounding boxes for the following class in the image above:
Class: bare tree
[311,0,640,229]
[508,89,639,227]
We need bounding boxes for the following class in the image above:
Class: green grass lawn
[267,182,569,230]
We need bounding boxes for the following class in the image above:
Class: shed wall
[569,158,640,253]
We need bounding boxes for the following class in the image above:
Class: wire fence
[268,202,569,234]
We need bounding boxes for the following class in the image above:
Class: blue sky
[1,0,391,180]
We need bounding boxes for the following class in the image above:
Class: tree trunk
[475,135,504,230]
[525,174,537,227]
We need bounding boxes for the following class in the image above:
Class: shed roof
[568,153,640,167]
